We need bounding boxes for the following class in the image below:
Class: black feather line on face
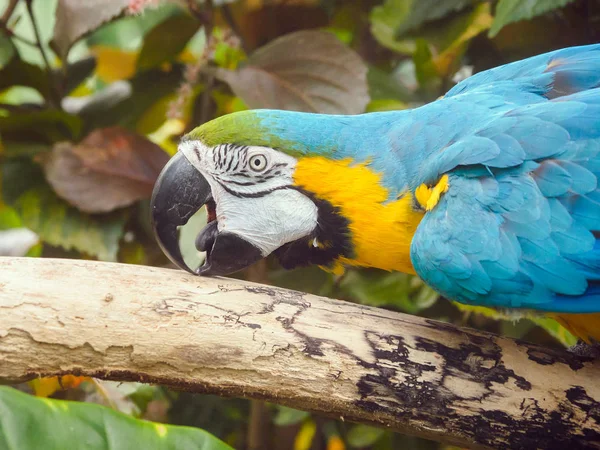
[215,176,272,187]
[215,181,292,198]
[273,188,354,270]
[226,153,235,171]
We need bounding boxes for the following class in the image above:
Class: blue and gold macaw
[151,44,600,345]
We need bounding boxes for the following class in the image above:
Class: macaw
[151,44,600,347]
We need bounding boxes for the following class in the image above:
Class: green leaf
[79,66,184,132]
[0,109,82,143]
[370,0,475,54]
[500,319,536,340]
[1,158,45,206]
[123,383,162,415]
[339,269,438,314]
[273,405,310,427]
[3,0,58,68]
[62,56,97,95]
[0,86,45,106]
[410,279,440,311]
[0,387,233,450]
[0,204,40,272]
[211,28,246,70]
[1,139,52,159]
[367,67,415,103]
[347,424,385,448]
[0,33,15,69]
[137,14,201,71]
[85,2,185,51]
[0,204,22,229]
[2,159,127,261]
[0,200,40,255]
[25,241,43,257]
[413,2,492,87]
[489,0,576,37]
[15,186,127,261]
[135,83,204,135]
[269,265,336,297]
[413,38,438,90]
[0,57,52,100]
[366,99,407,112]
[216,30,369,114]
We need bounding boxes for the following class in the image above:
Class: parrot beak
[151,152,263,276]
[151,152,210,274]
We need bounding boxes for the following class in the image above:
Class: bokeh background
[1,0,598,449]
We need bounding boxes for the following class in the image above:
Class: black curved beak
[151,152,210,274]
[151,152,263,276]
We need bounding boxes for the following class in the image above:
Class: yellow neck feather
[293,157,424,275]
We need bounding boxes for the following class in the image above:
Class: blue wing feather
[411,44,600,313]
[239,44,600,313]
[446,44,600,99]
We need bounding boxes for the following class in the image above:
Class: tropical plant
[1,0,597,448]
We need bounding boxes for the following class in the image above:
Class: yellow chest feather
[293,157,424,275]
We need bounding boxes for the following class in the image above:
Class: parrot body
[152,44,600,345]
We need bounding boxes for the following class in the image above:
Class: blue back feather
[251,44,600,312]
[409,44,600,312]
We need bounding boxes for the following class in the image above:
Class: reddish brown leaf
[224,1,328,51]
[52,0,130,60]
[40,127,169,214]
[216,30,369,114]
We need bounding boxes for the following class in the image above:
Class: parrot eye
[248,154,268,172]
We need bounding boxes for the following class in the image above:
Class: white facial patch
[215,188,318,255]
[179,140,319,256]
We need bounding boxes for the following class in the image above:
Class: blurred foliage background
[0,0,598,449]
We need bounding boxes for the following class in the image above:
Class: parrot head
[151,109,421,276]
[151,110,356,276]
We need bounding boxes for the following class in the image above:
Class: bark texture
[1,257,599,449]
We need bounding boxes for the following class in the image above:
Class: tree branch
[187,0,214,36]
[4,30,37,47]
[1,0,19,24]
[1,257,599,449]
[0,0,38,49]
[24,0,62,106]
